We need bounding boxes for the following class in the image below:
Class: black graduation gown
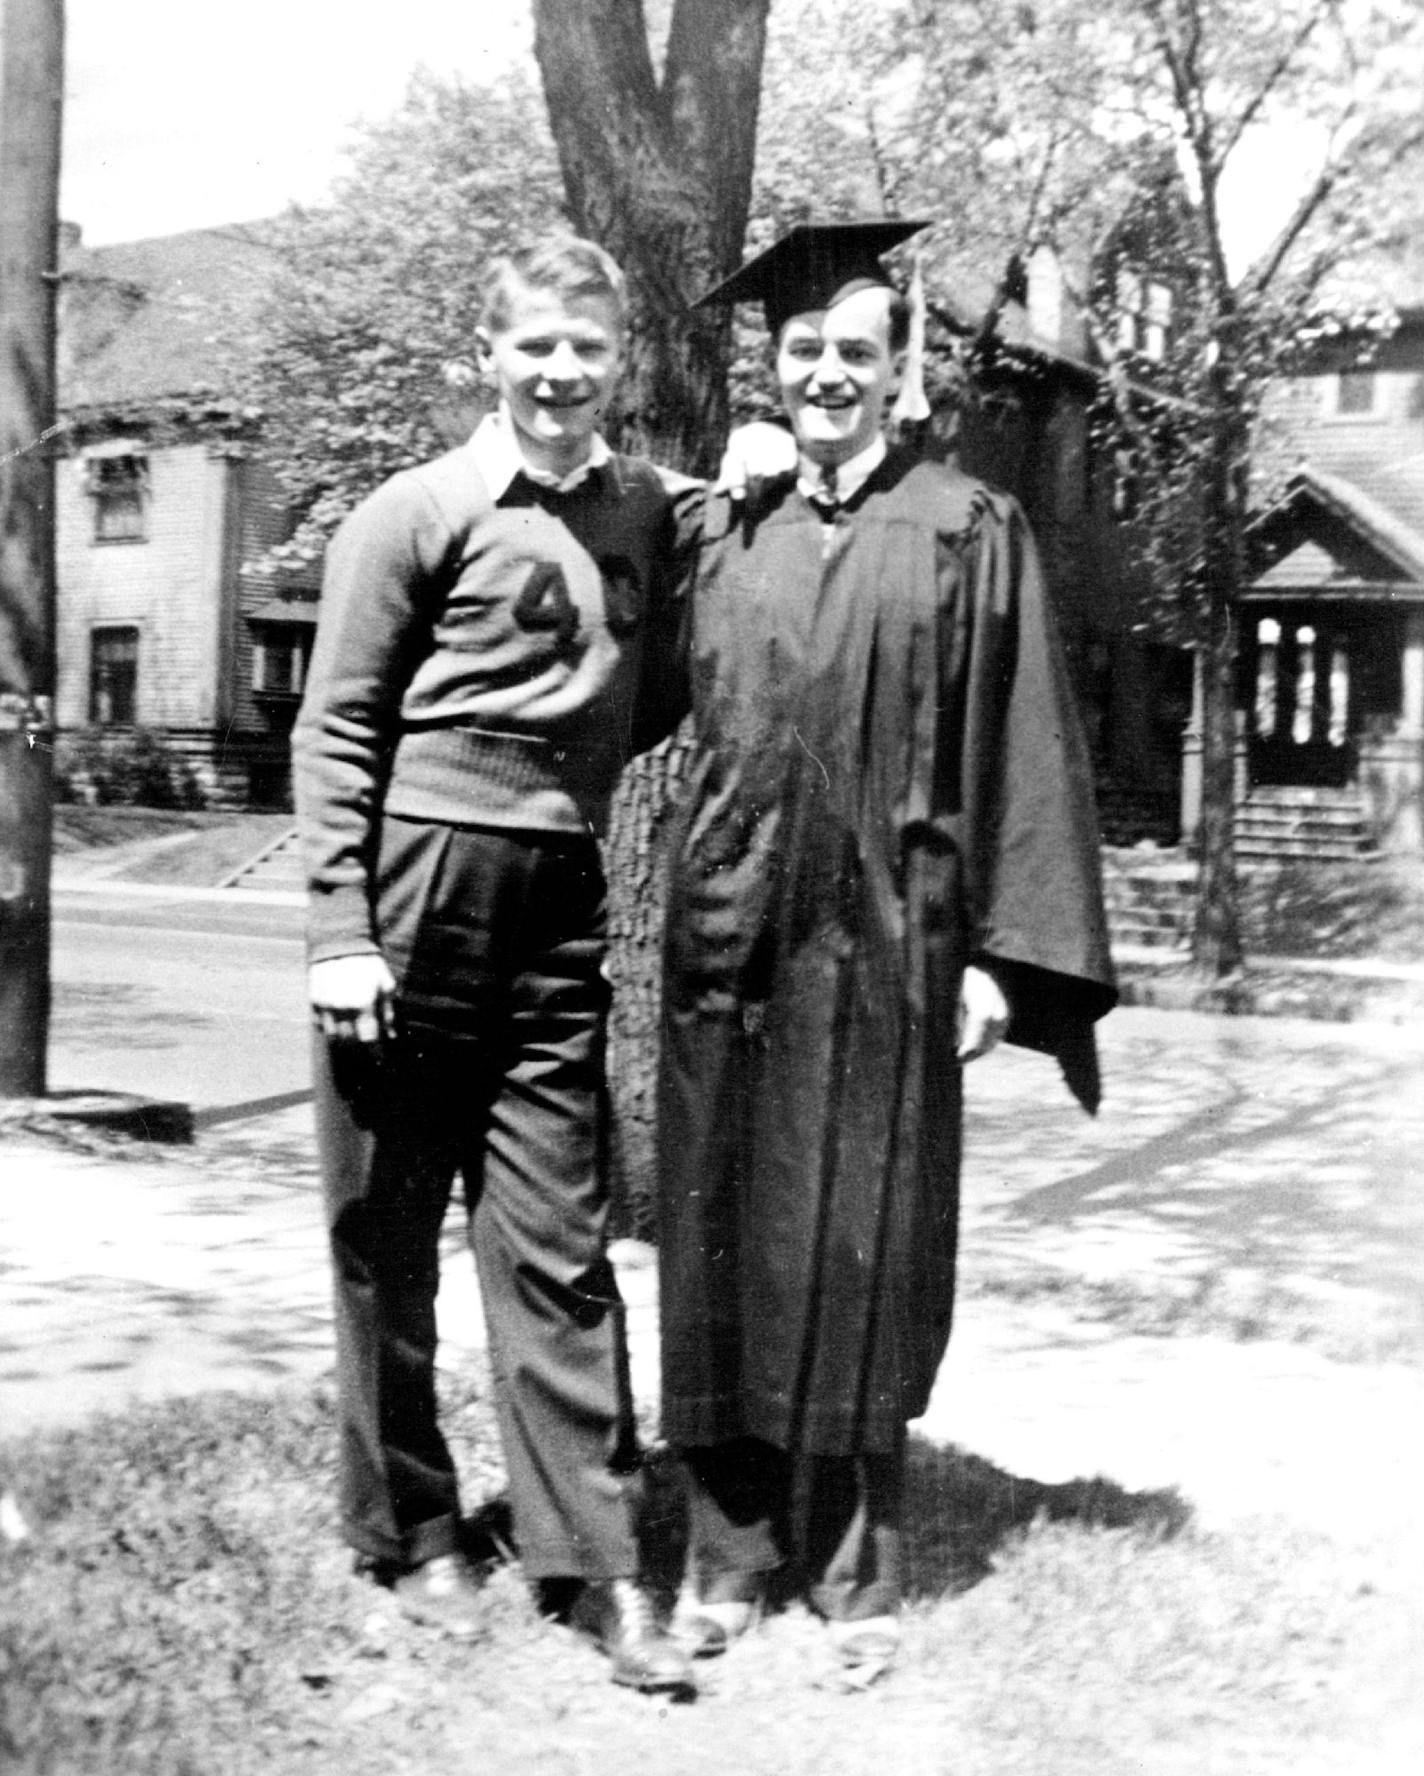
[656,449,1117,1457]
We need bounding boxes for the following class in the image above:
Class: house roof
[1249,463,1424,594]
[59,222,281,416]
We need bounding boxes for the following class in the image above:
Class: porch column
[1392,607,1424,852]
[1402,609,1424,734]
[1362,606,1424,854]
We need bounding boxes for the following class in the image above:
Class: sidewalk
[4,1006,1422,1572]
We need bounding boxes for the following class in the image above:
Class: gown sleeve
[957,491,1118,1110]
[628,466,705,756]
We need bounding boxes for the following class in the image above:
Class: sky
[60,0,533,245]
[60,0,1315,276]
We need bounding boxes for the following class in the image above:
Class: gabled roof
[1357,450,1424,551]
[1248,464,1424,594]
[59,222,281,417]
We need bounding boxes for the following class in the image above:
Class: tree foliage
[236,68,562,568]
[1056,0,1424,974]
[239,2,1421,977]
[752,0,1423,975]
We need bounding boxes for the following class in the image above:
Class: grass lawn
[52,807,296,887]
[1242,859,1424,963]
[2,1376,1419,1776]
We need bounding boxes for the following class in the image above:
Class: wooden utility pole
[0,0,64,1097]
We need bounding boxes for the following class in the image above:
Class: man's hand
[715,420,798,501]
[957,964,1009,1063]
[309,953,398,1046]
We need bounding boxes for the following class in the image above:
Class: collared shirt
[467,404,613,500]
[795,434,887,513]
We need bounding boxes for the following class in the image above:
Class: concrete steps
[218,825,304,892]
[1235,787,1372,862]
[1103,852,1196,953]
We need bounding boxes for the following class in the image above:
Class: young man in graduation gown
[655,223,1118,1669]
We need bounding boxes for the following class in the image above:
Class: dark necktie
[811,462,839,516]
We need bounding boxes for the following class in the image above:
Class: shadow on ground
[966,1023,1424,1355]
[604,1441,1190,1612]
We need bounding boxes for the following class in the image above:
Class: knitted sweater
[292,439,700,962]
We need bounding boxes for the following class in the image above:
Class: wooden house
[56,222,317,807]
[929,245,1192,845]
[1223,309,1424,856]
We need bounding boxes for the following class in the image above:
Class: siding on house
[231,458,319,741]
[55,221,322,805]
[1258,319,1424,533]
[1235,312,1424,854]
[55,441,231,732]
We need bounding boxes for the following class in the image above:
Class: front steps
[1234,787,1373,861]
[1103,852,1196,954]
[217,825,304,892]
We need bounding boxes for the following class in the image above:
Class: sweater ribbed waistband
[383,723,615,837]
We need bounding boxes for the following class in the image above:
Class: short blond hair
[481,236,628,334]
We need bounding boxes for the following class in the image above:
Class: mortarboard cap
[695,219,931,337]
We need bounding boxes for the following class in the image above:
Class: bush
[56,729,207,811]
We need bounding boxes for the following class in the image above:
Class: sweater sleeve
[292,472,454,962]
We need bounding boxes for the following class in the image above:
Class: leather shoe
[389,1553,484,1639]
[570,1579,695,1693]
[827,1612,901,1668]
[674,1591,763,1658]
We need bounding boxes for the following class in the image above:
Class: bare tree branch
[1217,3,1328,164]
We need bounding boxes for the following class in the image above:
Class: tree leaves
[235,69,562,564]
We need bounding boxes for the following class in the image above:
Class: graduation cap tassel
[890,249,931,434]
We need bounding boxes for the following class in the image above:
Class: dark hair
[772,285,913,354]
[481,237,627,334]
[886,291,912,354]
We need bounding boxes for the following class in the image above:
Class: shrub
[56,729,206,811]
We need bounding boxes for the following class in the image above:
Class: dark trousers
[314,819,639,1579]
[682,1433,906,1621]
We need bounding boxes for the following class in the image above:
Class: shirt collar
[796,434,887,510]
[467,405,613,499]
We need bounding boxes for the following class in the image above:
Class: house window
[1334,372,1376,416]
[1115,270,1173,362]
[1111,444,1139,518]
[89,625,139,726]
[251,622,313,699]
[84,450,149,542]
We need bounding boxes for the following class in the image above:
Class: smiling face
[775,284,903,467]
[477,277,624,477]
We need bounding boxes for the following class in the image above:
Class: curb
[0,1091,194,1144]
[1116,956,1424,1024]
[47,872,1424,1025]
[52,876,306,909]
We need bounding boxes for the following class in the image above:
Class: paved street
[49,884,310,1115]
[5,922,1424,1573]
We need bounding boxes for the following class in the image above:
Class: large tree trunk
[530,0,770,474]
[530,0,771,1229]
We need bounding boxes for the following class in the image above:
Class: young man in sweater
[292,237,700,1692]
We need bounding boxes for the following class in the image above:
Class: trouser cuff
[809,1575,902,1622]
[346,1510,459,1573]
[516,1540,639,1581]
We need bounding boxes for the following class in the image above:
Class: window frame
[249,620,315,701]
[1330,371,1378,420]
[83,448,151,545]
[1113,267,1173,363]
[89,623,140,727]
